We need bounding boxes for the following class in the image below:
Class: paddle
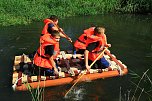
[55,24,75,54]
[64,47,108,97]
[55,24,73,43]
[105,49,124,75]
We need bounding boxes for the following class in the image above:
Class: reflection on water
[0,14,152,101]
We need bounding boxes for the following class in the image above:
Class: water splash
[64,87,86,101]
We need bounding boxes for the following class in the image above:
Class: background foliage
[0,0,152,26]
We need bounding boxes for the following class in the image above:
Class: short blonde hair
[94,26,105,34]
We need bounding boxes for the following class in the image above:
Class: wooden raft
[12,50,128,91]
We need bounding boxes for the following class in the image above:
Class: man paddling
[84,26,111,71]
[41,15,72,42]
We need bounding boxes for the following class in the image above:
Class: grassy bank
[0,0,152,26]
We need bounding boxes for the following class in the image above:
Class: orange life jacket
[88,36,105,61]
[33,35,60,69]
[74,27,103,49]
[41,19,58,35]
[74,27,95,49]
[40,33,57,44]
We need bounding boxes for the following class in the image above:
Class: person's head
[51,30,60,42]
[49,15,58,24]
[94,26,105,36]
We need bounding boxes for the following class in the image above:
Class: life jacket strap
[77,39,86,44]
[92,49,103,54]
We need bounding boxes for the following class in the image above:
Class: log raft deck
[12,50,128,91]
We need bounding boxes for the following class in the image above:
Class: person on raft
[33,30,61,76]
[74,26,110,54]
[41,15,72,43]
[81,26,111,71]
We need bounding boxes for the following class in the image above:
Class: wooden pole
[64,47,108,97]
[56,24,72,43]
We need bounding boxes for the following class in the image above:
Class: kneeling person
[33,30,60,76]
[85,27,111,71]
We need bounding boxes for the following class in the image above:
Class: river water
[0,14,152,101]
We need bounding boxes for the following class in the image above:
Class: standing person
[84,26,111,71]
[41,15,72,42]
[33,30,61,76]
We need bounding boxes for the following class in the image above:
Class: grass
[1,0,152,26]
[25,83,45,101]
[24,67,46,101]
[12,76,45,101]
[119,69,152,101]
[24,69,152,101]
[24,75,45,101]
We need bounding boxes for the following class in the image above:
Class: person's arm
[49,24,72,42]
[48,23,64,37]
[84,50,90,71]
[58,28,65,37]
[58,28,72,42]
[103,34,111,47]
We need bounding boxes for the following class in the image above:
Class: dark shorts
[33,58,59,76]
[88,56,110,69]
[76,49,85,54]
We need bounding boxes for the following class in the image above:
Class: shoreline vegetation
[0,0,152,26]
